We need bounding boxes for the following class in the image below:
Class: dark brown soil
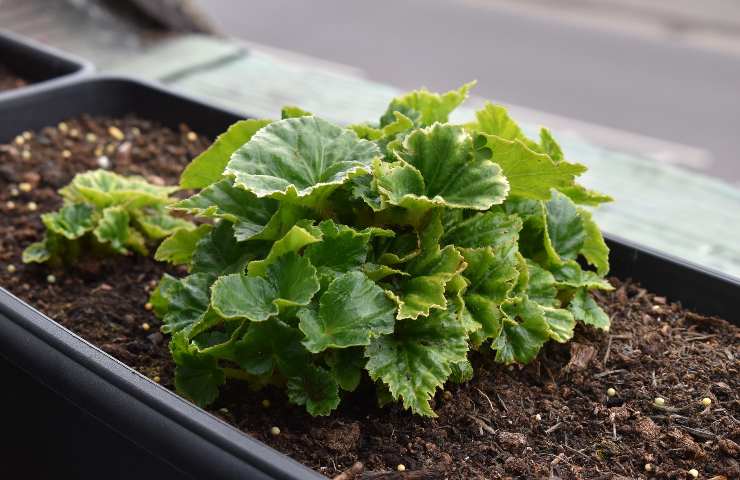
[1,116,738,480]
[0,64,27,91]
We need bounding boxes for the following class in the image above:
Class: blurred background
[2,0,740,276]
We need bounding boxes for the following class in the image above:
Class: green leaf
[579,208,610,275]
[172,179,279,242]
[180,119,272,189]
[525,260,559,307]
[545,190,585,261]
[377,124,509,211]
[149,273,180,318]
[538,127,564,162]
[365,306,469,417]
[449,359,474,384]
[460,244,518,341]
[481,135,586,200]
[212,252,319,321]
[467,102,528,143]
[135,208,194,240]
[442,210,522,249]
[380,82,474,127]
[392,213,465,319]
[326,347,365,392]
[286,365,340,416]
[493,297,550,364]
[550,260,612,290]
[191,221,257,276]
[171,332,225,407]
[246,223,322,276]
[298,271,396,352]
[60,170,176,209]
[541,307,576,343]
[569,288,610,331]
[559,184,613,206]
[281,106,312,119]
[233,319,309,376]
[303,220,389,273]
[41,203,95,240]
[155,224,213,266]
[22,239,53,264]
[226,116,379,205]
[372,232,420,265]
[159,273,213,335]
[93,206,131,254]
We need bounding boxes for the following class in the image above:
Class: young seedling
[151,83,614,417]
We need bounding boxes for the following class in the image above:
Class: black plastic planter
[0,77,738,479]
[0,29,92,99]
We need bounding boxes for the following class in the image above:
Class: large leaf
[172,179,279,242]
[377,124,509,211]
[180,119,272,189]
[481,135,586,200]
[492,296,551,364]
[298,271,396,352]
[226,116,379,205]
[392,213,465,319]
[380,82,474,127]
[41,203,95,240]
[211,252,319,321]
[569,288,610,331]
[365,306,469,416]
[326,348,365,392]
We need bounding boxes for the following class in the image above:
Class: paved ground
[195,0,740,183]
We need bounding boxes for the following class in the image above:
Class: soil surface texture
[0,64,27,91]
[1,116,738,480]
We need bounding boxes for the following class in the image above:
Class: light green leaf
[135,208,194,240]
[569,288,610,331]
[281,106,312,119]
[481,135,586,200]
[155,224,213,267]
[378,124,509,211]
[22,239,53,264]
[212,252,319,321]
[226,116,379,205]
[94,206,131,254]
[149,273,180,318]
[545,190,585,261]
[170,332,224,407]
[550,260,613,290]
[538,127,564,162]
[173,179,279,241]
[393,213,465,319]
[493,297,551,364]
[466,102,531,145]
[60,170,176,209]
[348,123,383,140]
[365,306,469,417]
[246,223,322,276]
[180,119,272,189]
[442,210,522,249]
[559,183,613,206]
[233,319,309,376]
[525,260,559,307]
[380,81,474,127]
[298,271,396,352]
[579,208,610,275]
[541,307,576,343]
[41,203,94,240]
[286,365,340,416]
[449,359,474,384]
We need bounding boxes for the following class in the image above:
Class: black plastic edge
[0,29,93,100]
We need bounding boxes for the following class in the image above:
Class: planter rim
[0,76,738,479]
[0,28,93,100]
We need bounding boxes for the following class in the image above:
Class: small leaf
[281,106,313,119]
[380,82,475,127]
[442,210,522,249]
[246,223,322,276]
[159,273,214,336]
[61,170,176,209]
[298,271,396,352]
[569,288,610,330]
[94,206,131,254]
[326,347,366,392]
[559,184,613,206]
[365,306,469,417]
[493,297,551,364]
[482,135,586,201]
[286,365,340,416]
[191,221,259,276]
[41,203,95,240]
[172,179,279,242]
[545,190,585,261]
[155,224,213,266]
[212,252,319,321]
[541,307,576,343]
[579,208,610,275]
[449,359,474,384]
[525,260,559,307]
[135,208,194,240]
[180,119,272,189]
[467,102,535,147]
[303,220,387,273]
[226,116,379,205]
[233,319,309,376]
[22,239,53,264]
[378,124,509,211]
[550,260,613,290]
[538,127,564,162]
[171,332,225,407]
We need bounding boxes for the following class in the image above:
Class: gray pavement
[195,0,740,183]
